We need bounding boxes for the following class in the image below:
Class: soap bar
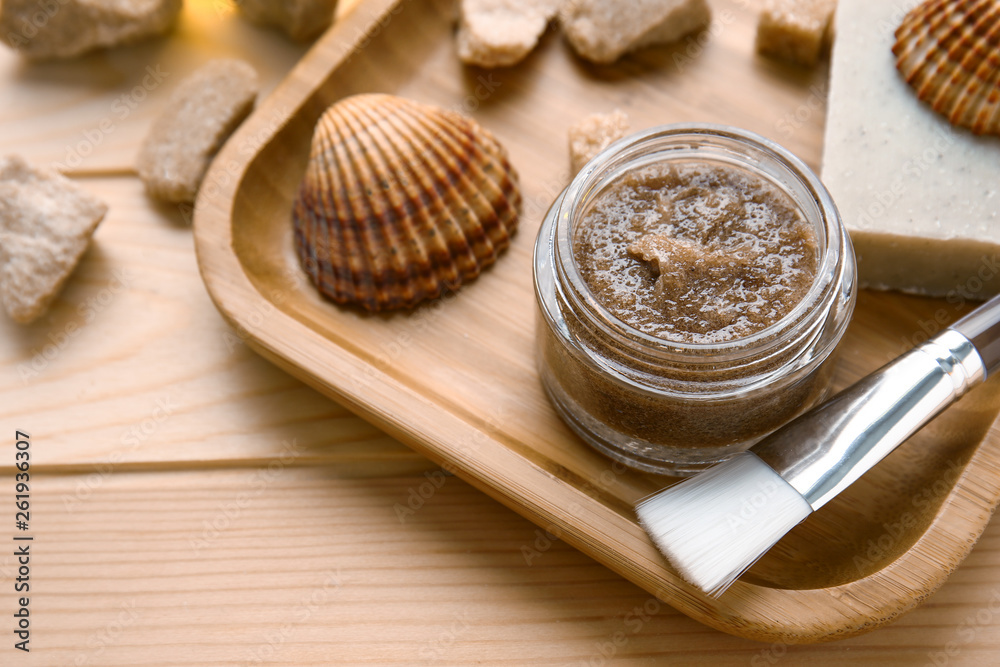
[821,0,1000,300]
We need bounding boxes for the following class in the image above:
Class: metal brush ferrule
[750,328,986,511]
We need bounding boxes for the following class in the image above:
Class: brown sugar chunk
[575,162,818,343]
[628,232,761,314]
[756,0,837,67]
[568,110,630,174]
[137,59,259,204]
[0,0,182,60]
[560,0,711,65]
[238,0,338,41]
[0,156,108,324]
[456,0,562,67]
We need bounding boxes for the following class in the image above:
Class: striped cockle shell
[292,94,521,312]
[893,0,1000,136]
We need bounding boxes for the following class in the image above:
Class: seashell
[893,0,1000,136]
[292,93,521,312]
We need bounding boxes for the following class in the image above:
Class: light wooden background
[3,0,1000,664]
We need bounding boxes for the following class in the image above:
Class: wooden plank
[3,0,999,655]
[192,0,1000,642]
[2,466,1000,665]
[0,176,419,470]
[0,0,364,175]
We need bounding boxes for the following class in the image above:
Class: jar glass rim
[555,122,846,357]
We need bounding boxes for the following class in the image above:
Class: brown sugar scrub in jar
[533,124,856,475]
[577,162,820,343]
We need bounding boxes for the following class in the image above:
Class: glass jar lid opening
[554,122,847,364]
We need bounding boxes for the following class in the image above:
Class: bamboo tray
[193,0,1000,643]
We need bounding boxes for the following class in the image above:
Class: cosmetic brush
[636,293,1000,597]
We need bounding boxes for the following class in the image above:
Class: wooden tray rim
[192,0,1000,643]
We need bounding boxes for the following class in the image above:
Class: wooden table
[3,1,1000,664]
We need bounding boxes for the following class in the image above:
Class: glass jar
[533,123,856,475]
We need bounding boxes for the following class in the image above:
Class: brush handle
[751,324,990,511]
[952,294,1000,377]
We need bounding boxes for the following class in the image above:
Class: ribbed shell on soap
[893,0,1000,136]
[292,94,521,312]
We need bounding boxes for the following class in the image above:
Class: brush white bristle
[636,452,812,597]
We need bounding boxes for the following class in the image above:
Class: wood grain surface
[194,0,1000,645]
[0,0,308,175]
[3,0,1000,663]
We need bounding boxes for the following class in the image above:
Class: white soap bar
[821,0,1000,300]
